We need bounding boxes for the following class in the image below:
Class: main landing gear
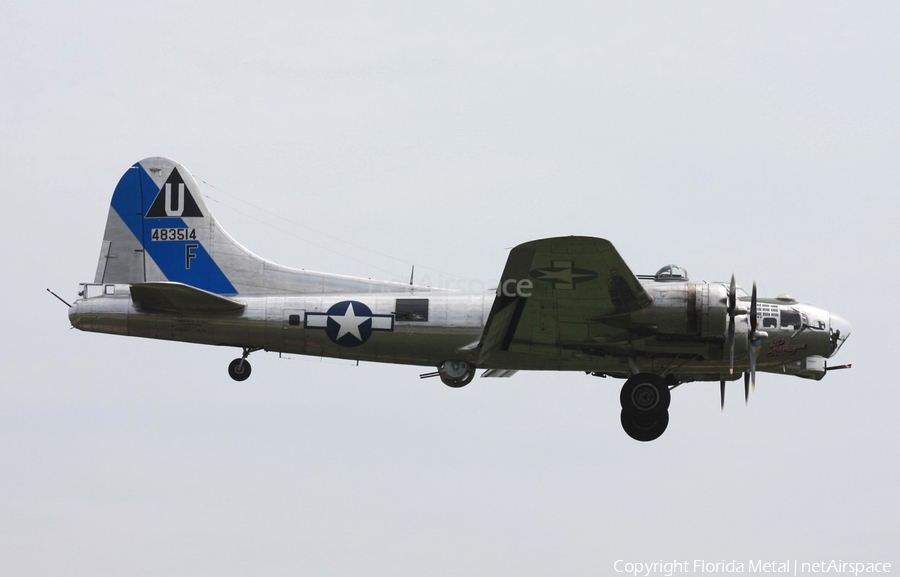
[437,360,476,388]
[228,347,261,381]
[619,373,671,442]
[421,360,477,388]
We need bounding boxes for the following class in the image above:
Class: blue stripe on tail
[110,163,237,295]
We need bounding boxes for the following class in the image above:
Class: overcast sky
[2,1,897,575]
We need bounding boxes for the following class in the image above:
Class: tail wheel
[228,358,252,381]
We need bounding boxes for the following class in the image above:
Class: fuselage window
[780,309,802,331]
[395,298,429,322]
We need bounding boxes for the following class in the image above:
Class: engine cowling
[641,282,731,337]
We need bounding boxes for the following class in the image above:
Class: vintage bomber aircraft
[67,157,852,441]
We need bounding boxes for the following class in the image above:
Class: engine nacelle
[636,281,730,338]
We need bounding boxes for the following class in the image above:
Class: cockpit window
[655,264,689,281]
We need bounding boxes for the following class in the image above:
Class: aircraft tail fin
[93,157,419,296]
[94,157,242,293]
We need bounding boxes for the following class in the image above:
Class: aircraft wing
[130,282,246,313]
[477,236,652,364]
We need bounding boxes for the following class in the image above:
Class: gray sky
[2,1,897,575]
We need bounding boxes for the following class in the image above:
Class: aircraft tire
[620,373,670,417]
[441,378,471,388]
[438,360,475,388]
[620,408,669,442]
[228,358,252,381]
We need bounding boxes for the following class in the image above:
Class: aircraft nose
[829,313,851,356]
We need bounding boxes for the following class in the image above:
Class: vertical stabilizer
[93,157,423,296]
[95,157,238,293]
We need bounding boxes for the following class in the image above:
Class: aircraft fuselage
[69,278,839,381]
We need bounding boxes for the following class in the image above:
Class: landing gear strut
[619,373,671,441]
[228,347,260,381]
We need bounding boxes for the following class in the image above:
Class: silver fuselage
[69,278,842,382]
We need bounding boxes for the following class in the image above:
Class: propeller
[720,275,737,411]
[722,276,768,409]
[747,281,767,392]
[746,282,757,393]
[722,374,753,410]
[727,274,736,375]
[721,374,751,411]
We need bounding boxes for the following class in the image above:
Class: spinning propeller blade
[724,277,767,409]
[747,281,768,393]
[749,282,758,391]
[727,274,736,375]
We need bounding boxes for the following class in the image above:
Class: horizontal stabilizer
[130,282,245,313]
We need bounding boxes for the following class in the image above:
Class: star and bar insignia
[528,261,598,290]
[305,301,394,347]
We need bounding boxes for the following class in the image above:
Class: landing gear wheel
[228,358,252,381]
[620,409,669,442]
[620,373,670,417]
[438,360,475,388]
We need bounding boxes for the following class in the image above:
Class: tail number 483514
[151,228,197,241]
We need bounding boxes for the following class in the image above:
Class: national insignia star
[529,261,598,290]
[331,302,367,341]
